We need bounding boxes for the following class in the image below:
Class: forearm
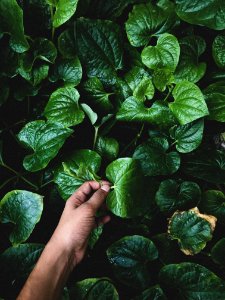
[17,242,73,300]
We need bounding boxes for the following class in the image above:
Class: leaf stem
[163,86,174,102]
[93,126,99,150]
[50,5,55,41]
[120,124,145,156]
[0,176,17,190]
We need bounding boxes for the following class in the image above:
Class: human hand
[47,181,111,270]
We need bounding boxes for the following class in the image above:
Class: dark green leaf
[107,235,158,289]
[211,238,225,266]
[133,137,180,176]
[133,285,167,300]
[168,207,216,255]
[0,191,43,245]
[18,120,73,172]
[58,28,76,58]
[95,136,119,161]
[88,225,103,249]
[213,35,225,69]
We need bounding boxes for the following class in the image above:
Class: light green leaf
[125,2,176,47]
[153,68,174,92]
[0,0,29,53]
[124,66,150,92]
[69,278,119,300]
[107,235,158,289]
[81,103,98,125]
[203,82,225,122]
[95,136,119,161]
[141,33,180,72]
[199,190,225,226]
[50,0,79,28]
[155,179,201,214]
[175,35,206,83]
[75,18,123,83]
[184,150,225,184]
[50,57,82,86]
[169,81,209,125]
[106,158,146,218]
[133,137,180,176]
[133,77,155,102]
[116,97,175,128]
[54,149,101,200]
[133,285,167,300]
[159,262,225,299]
[18,120,73,172]
[169,119,204,153]
[168,207,216,255]
[18,63,50,86]
[0,191,43,245]
[44,87,85,127]
[175,0,225,30]
[213,35,225,69]
[211,238,225,266]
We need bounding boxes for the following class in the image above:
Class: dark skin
[17,181,111,300]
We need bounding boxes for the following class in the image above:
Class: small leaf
[213,35,225,69]
[169,119,204,153]
[51,0,79,28]
[88,225,103,250]
[168,207,216,255]
[169,81,209,125]
[155,179,201,214]
[133,285,167,300]
[106,158,146,218]
[44,87,85,127]
[0,191,43,245]
[153,68,174,92]
[211,238,225,266]
[133,137,180,176]
[107,235,158,289]
[141,33,180,72]
[81,103,98,125]
[133,77,155,102]
[18,120,73,172]
[95,136,119,161]
[58,28,76,58]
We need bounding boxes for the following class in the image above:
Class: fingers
[86,183,111,212]
[67,181,100,207]
[98,215,111,226]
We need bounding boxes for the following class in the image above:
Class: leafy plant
[1,0,225,299]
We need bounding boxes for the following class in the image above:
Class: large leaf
[54,149,101,200]
[106,158,146,218]
[75,18,123,83]
[125,2,176,47]
[168,207,216,255]
[44,87,85,127]
[0,0,29,53]
[203,82,225,122]
[133,137,180,176]
[155,179,201,214]
[175,0,225,30]
[116,97,175,128]
[169,81,209,125]
[0,191,43,245]
[211,238,225,266]
[169,119,204,153]
[107,235,158,289]
[184,150,225,184]
[160,262,225,299]
[69,278,119,300]
[18,120,73,172]
[141,33,180,72]
[199,190,225,226]
[174,35,206,83]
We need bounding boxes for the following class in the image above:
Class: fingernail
[101,185,111,192]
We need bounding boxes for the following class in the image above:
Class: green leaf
[0,191,43,245]
[107,235,158,289]
[116,97,175,128]
[184,150,225,184]
[50,57,82,86]
[106,158,146,218]
[175,0,225,30]
[169,81,209,125]
[95,136,119,161]
[133,78,155,102]
[133,285,167,300]
[174,35,206,83]
[211,238,225,266]
[155,179,201,214]
[81,103,98,125]
[0,0,29,53]
[199,190,225,226]
[125,2,176,47]
[133,137,180,176]
[50,0,79,28]
[44,87,85,127]
[54,149,101,200]
[88,225,103,249]
[168,207,216,255]
[203,82,225,122]
[18,120,73,172]
[75,18,123,83]
[124,66,150,92]
[83,77,114,112]
[213,35,225,69]
[159,262,225,299]
[141,33,180,72]
[69,278,119,300]
[153,68,174,92]
[169,119,204,153]
[18,63,50,86]
[58,28,76,58]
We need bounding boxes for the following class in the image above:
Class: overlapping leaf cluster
[0,0,225,299]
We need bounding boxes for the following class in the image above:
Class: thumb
[86,184,111,212]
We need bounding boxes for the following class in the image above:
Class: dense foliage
[1,0,225,299]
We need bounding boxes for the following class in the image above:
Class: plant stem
[50,5,55,41]
[40,180,54,189]
[93,126,99,150]
[120,124,145,156]
[0,176,17,190]
[163,86,174,102]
